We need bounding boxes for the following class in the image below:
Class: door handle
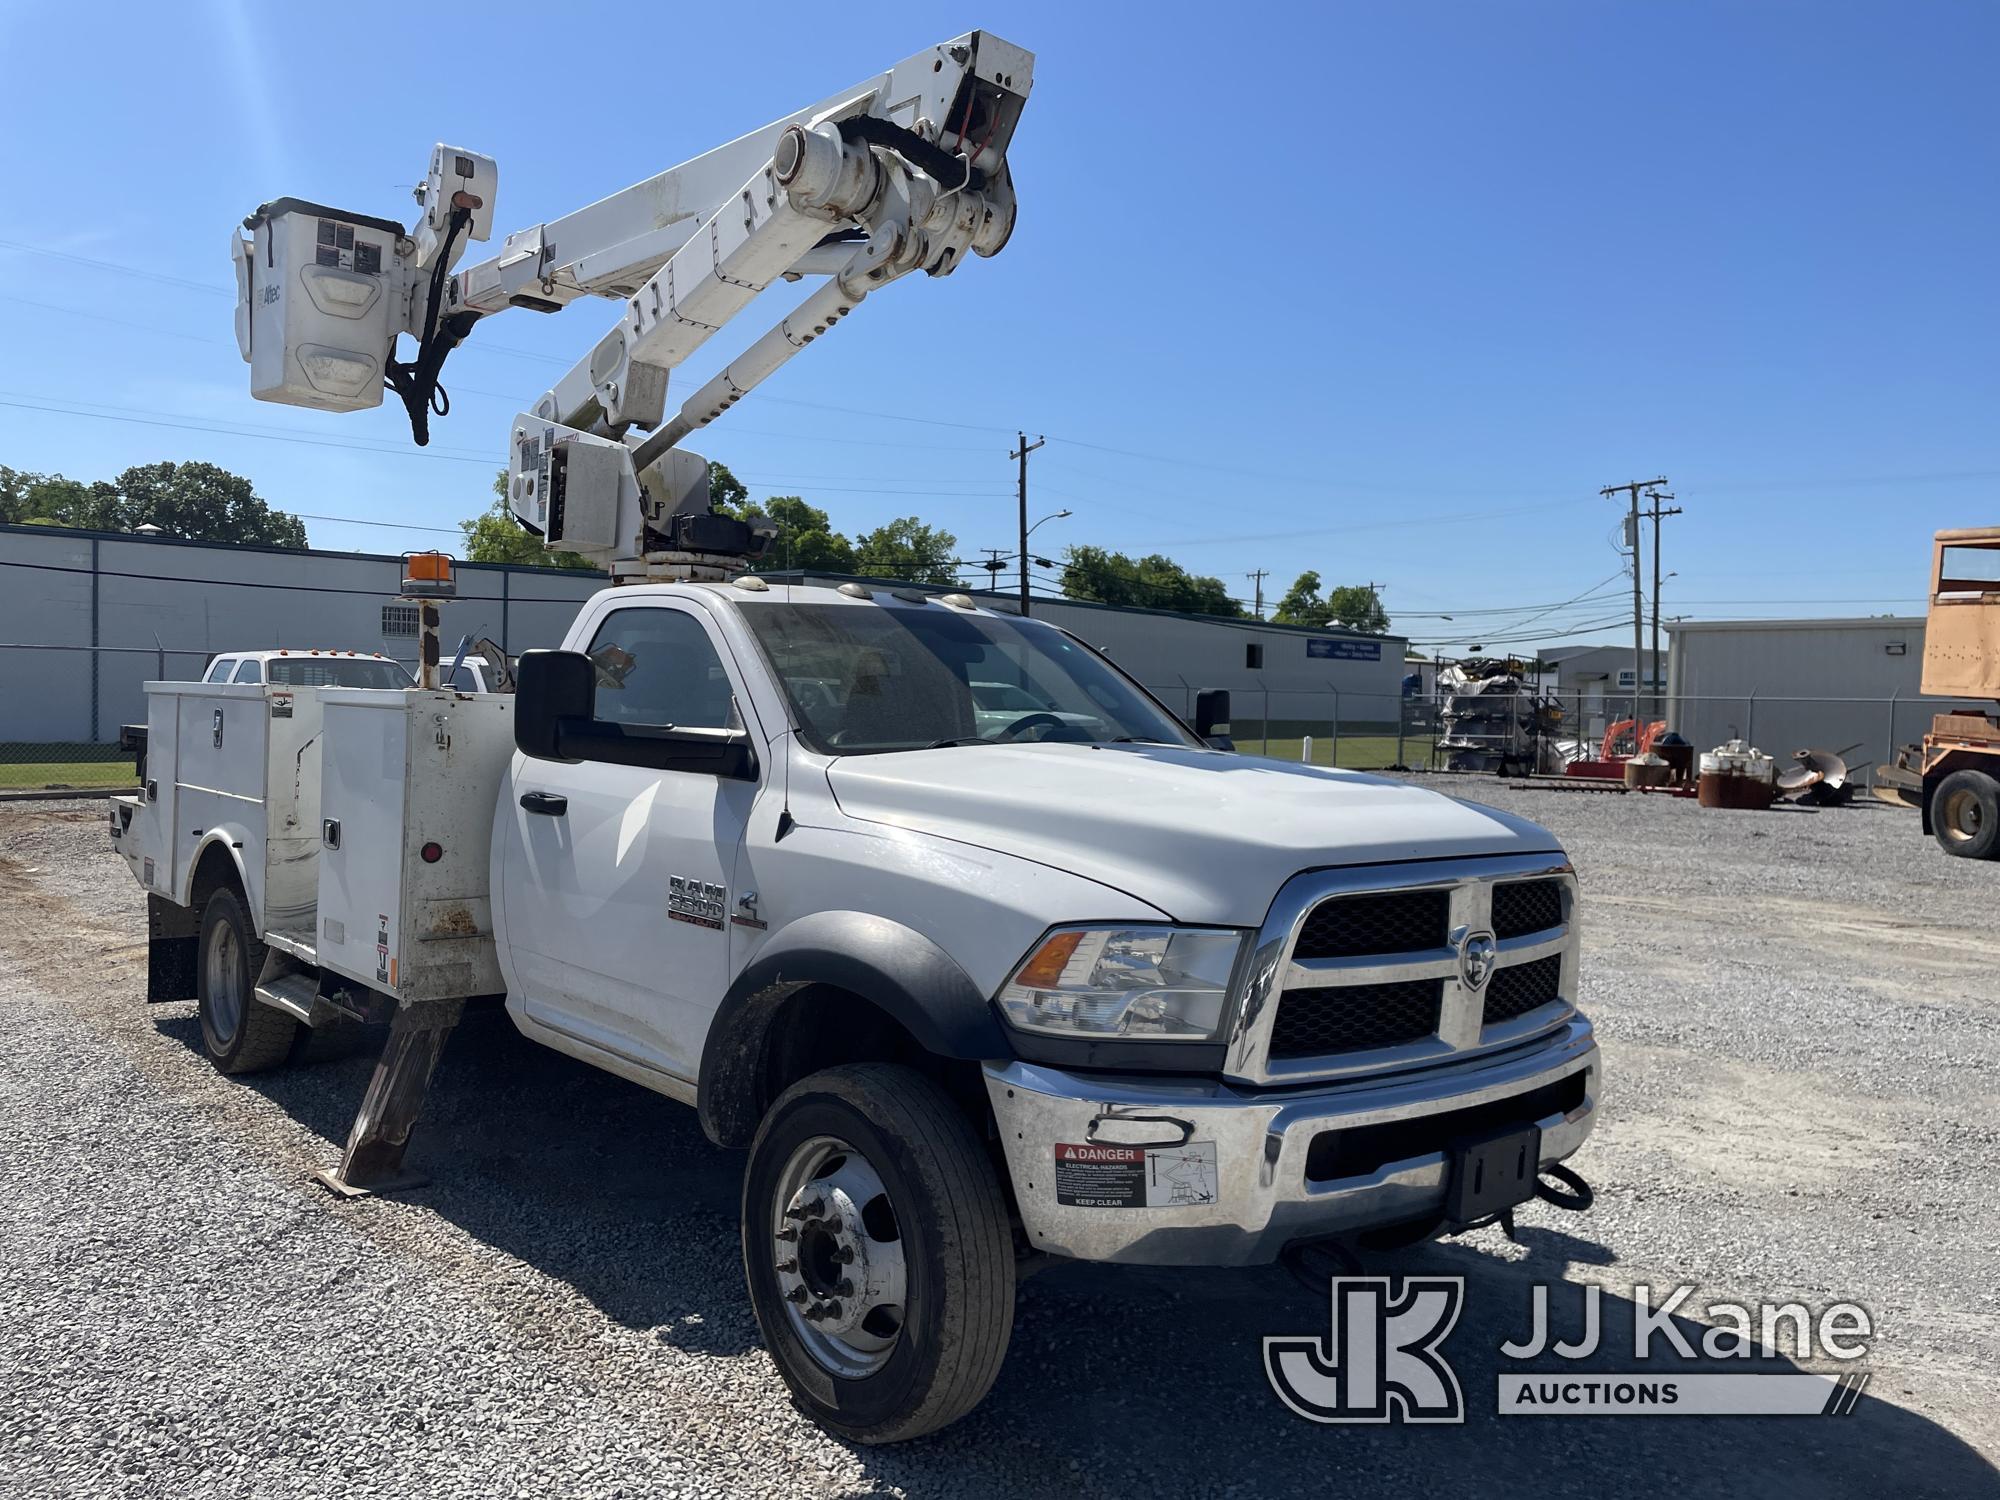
[519,791,568,816]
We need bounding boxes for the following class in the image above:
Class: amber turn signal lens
[1015,930,1085,989]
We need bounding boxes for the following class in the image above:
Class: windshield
[266,658,412,689]
[740,602,1200,755]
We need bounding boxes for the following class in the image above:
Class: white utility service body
[112,685,512,1010]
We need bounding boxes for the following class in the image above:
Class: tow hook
[1488,1164,1596,1241]
[1534,1163,1594,1212]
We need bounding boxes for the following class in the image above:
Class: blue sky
[2,1,1994,649]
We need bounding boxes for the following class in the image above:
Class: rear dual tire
[196,887,298,1074]
[742,1063,1015,1444]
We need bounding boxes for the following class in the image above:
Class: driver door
[500,602,757,1084]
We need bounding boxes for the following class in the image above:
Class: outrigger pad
[316,998,464,1197]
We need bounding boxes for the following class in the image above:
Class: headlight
[997,926,1246,1041]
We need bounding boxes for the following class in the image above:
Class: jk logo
[1264,1276,1466,1424]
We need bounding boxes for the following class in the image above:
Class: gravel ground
[0,784,1997,1498]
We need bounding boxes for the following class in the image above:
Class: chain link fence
[0,644,215,791]
[3,644,1988,792]
[1144,677,1990,780]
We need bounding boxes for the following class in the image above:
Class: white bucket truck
[110,31,1600,1440]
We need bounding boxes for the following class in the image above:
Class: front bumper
[984,1018,1599,1266]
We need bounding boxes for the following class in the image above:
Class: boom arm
[231,30,1033,575]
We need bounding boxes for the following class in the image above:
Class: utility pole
[1643,490,1682,726]
[1012,432,1045,616]
[1247,569,1269,619]
[1600,477,1667,725]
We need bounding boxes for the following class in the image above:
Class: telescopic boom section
[230,30,1033,575]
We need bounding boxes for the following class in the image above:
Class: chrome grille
[1492,879,1564,939]
[1268,978,1442,1059]
[1293,890,1449,959]
[1482,954,1562,1024]
[1224,853,1579,1086]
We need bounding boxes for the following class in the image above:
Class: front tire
[197,886,297,1074]
[742,1063,1015,1444]
[1932,769,2000,860]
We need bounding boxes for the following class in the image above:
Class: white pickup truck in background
[109,576,1599,1441]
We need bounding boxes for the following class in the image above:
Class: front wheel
[1932,769,2000,860]
[742,1063,1016,1444]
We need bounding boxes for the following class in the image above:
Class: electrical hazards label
[1052,1141,1219,1209]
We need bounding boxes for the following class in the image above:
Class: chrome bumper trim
[986,1019,1600,1266]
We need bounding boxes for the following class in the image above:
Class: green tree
[1,462,297,542]
[460,470,599,569]
[1060,544,1246,617]
[759,496,857,573]
[1272,569,1329,627]
[106,461,307,546]
[1323,582,1390,633]
[0,467,109,527]
[853,516,959,585]
[707,463,856,573]
[1272,570,1389,632]
[707,459,749,513]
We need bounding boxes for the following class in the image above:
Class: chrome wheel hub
[203,919,243,1044]
[771,1135,906,1378]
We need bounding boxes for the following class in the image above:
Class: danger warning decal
[1053,1141,1219,1209]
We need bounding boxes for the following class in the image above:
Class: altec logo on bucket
[1266,1278,1876,1424]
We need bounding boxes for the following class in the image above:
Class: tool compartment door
[316,692,410,992]
[167,683,269,915]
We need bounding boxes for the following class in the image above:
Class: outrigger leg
[314,998,464,1197]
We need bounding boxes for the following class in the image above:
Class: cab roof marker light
[731,574,770,592]
[837,583,873,600]
[939,593,978,610]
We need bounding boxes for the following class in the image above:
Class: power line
[0,238,232,295]
[0,397,499,465]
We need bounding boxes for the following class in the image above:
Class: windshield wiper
[1107,735,1170,745]
[926,736,996,749]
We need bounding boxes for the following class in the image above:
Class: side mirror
[513,648,757,779]
[514,650,593,761]
[1194,689,1235,751]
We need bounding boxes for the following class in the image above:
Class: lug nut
[775,1225,798,1242]
[776,1257,797,1274]
[833,1245,855,1264]
[784,1286,809,1304]
[835,1278,854,1298]
[803,1304,827,1323]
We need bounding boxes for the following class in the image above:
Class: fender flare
[696,910,1013,1147]
[179,832,252,915]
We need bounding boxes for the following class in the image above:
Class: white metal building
[1664,616,1979,764]
[1,527,1409,745]
[1,524,602,743]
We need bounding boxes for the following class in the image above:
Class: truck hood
[822,742,1561,926]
